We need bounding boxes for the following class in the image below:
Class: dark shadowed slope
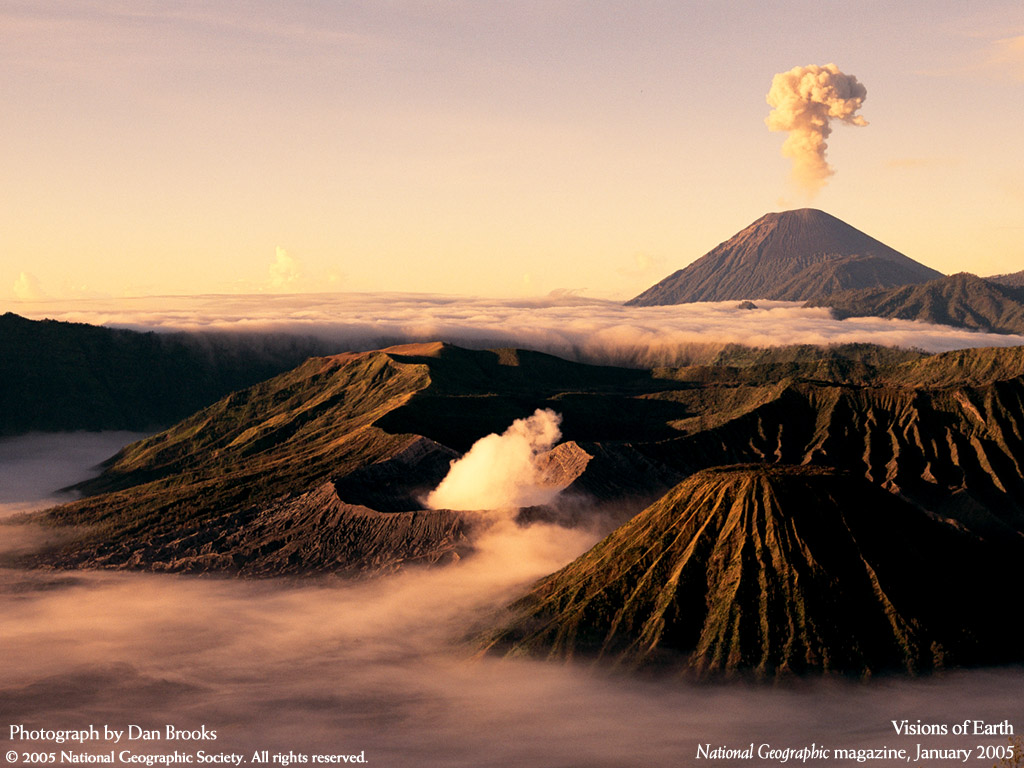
[553,342,1024,538]
[806,273,1024,335]
[0,312,329,435]
[483,465,1023,678]
[626,209,942,306]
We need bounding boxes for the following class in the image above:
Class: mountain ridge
[805,272,1024,335]
[21,343,688,572]
[0,312,332,435]
[988,270,1024,288]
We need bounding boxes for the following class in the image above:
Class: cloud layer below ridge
[12,293,1024,368]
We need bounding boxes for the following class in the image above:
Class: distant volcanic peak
[759,207,858,227]
[768,207,831,221]
[486,464,1018,677]
[626,209,942,306]
[748,207,850,236]
[751,209,888,254]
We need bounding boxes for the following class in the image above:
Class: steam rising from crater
[766,63,868,193]
[2,431,1021,767]
[425,409,563,512]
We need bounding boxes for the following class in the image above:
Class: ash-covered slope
[806,272,1024,335]
[31,345,443,572]
[483,465,1022,678]
[27,342,687,572]
[626,209,942,306]
[615,363,1024,537]
[100,481,473,576]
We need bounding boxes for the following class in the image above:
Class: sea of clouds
[12,293,1024,368]
[4,294,1024,766]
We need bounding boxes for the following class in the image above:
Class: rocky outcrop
[988,270,1024,288]
[642,379,1024,537]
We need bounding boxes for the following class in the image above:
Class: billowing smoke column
[766,63,867,193]
[425,409,563,512]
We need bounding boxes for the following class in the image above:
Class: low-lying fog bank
[0,432,153,518]
[2,564,1021,768]
[2,436,1021,768]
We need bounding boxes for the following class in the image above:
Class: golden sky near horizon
[2,1,1023,302]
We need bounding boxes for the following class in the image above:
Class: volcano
[482,465,1022,677]
[20,341,1024,574]
[626,209,942,305]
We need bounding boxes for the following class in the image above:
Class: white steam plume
[766,63,867,194]
[425,409,563,512]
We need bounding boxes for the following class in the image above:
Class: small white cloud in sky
[12,272,48,301]
[268,246,300,290]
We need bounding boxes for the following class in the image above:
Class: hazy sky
[3,1,1023,301]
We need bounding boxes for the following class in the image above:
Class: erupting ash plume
[766,63,867,193]
[425,409,563,512]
